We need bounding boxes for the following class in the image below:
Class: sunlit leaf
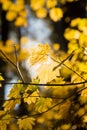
[28,44,51,65]
[36,8,47,18]
[49,7,63,22]
[15,17,28,27]
[6,11,17,21]
[24,90,39,105]
[30,0,45,11]
[46,0,57,8]
[64,28,80,40]
[36,58,60,83]
[2,0,12,11]
[17,117,35,130]
[70,18,81,27]
[35,98,52,112]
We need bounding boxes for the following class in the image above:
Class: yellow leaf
[36,58,60,83]
[19,9,28,17]
[61,124,71,130]
[28,44,51,65]
[17,117,35,130]
[70,18,81,27]
[46,0,57,8]
[0,74,4,81]
[36,8,47,18]
[0,74,4,87]
[2,0,12,11]
[20,37,28,44]
[8,3,16,11]
[8,81,22,98]
[15,17,28,27]
[6,11,17,21]
[3,99,21,111]
[30,0,45,10]
[24,90,39,104]
[18,48,29,61]
[35,98,52,112]
[64,28,80,40]
[49,7,63,22]
[52,43,60,51]
[0,114,11,130]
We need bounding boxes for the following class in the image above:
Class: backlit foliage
[1,42,87,129]
[1,0,87,130]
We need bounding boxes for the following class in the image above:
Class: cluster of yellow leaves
[30,0,63,21]
[3,81,22,111]
[64,18,87,52]
[81,88,87,103]
[23,89,39,105]
[35,98,52,113]
[28,44,51,65]
[2,0,28,27]
[17,117,35,130]
[0,111,11,130]
[23,78,39,104]
[0,38,29,62]
[28,44,61,83]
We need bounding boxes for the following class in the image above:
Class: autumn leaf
[24,90,39,105]
[30,0,45,10]
[46,0,57,8]
[64,28,80,40]
[6,11,17,21]
[70,18,81,27]
[8,81,23,98]
[49,7,63,22]
[28,44,51,65]
[2,0,12,11]
[0,74,4,87]
[35,98,52,112]
[20,36,28,44]
[0,74,4,81]
[0,114,11,130]
[3,99,21,111]
[15,17,28,27]
[17,117,35,130]
[36,57,60,83]
[36,8,47,18]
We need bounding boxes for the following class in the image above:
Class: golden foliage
[15,16,28,27]
[30,0,45,11]
[46,0,57,8]
[24,90,39,105]
[49,7,63,22]
[28,44,51,65]
[36,8,47,18]
[17,117,35,130]
[6,11,17,21]
[35,98,52,112]
[2,0,12,11]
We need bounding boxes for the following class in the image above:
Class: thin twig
[52,51,74,71]
[49,54,86,81]
[14,45,25,83]
[0,49,16,68]
[0,49,24,82]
